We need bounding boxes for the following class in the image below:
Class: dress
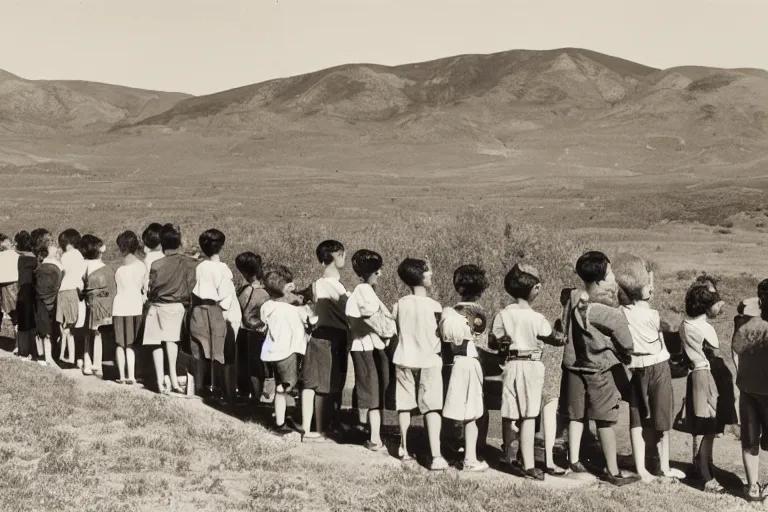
[112,259,146,347]
[34,259,63,338]
[15,253,37,332]
[83,263,116,330]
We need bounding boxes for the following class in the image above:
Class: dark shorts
[34,300,57,338]
[114,315,143,348]
[270,353,299,392]
[351,349,389,410]
[565,368,622,424]
[302,327,346,395]
[740,392,768,453]
[629,360,674,431]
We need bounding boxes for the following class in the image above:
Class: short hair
[14,231,33,252]
[612,253,651,305]
[30,228,50,251]
[58,229,82,250]
[351,249,383,279]
[504,263,541,300]
[316,240,344,265]
[0,233,8,246]
[263,265,294,298]
[758,279,768,318]
[685,281,721,317]
[80,234,104,260]
[453,264,489,298]
[575,251,611,284]
[116,230,141,255]
[235,252,264,281]
[142,223,163,250]
[397,258,430,288]
[199,229,226,258]
[695,275,718,290]
[159,224,181,251]
[33,232,56,259]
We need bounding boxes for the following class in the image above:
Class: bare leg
[597,426,620,476]
[743,445,760,489]
[315,395,327,434]
[59,327,68,360]
[82,334,93,374]
[186,372,196,397]
[115,346,126,381]
[699,435,716,482]
[658,431,684,478]
[66,331,75,364]
[35,336,43,360]
[369,409,382,446]
[359,408,368,425]
[126,347,136,382]
[164,341,181,390]
[425,411,442,459]
[93,331,103,373]
[152,347,165,392]
[301,389,320,438]
[568,420,585,464]
[520,418,537,470]
[43,336,58,367]
[275,387,287,426]
[398,411,411,457]
[630,426,654,481]
[465,420,479,464]
[542,400,565,471]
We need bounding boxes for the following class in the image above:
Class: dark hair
[159,224,181,251]
[80,234,104,260]
[316,240,345,265]
[758,279,768,320]
[14,231,33,252]
[116,230,141,255]
[453,264,488,299]
[142,223,163,250]
[58,229,82,250]
[30,228,50,251]
[263,265,294,298]
[199,229,226,258]
[397,258,430,288]
[236,252,264,281]
[575,251,611,284]
[695,275,718,289]
[504,264,541,300]
[352,249,383,279]
[0,233,8,245]
[685,282,721,317]
[33,232,56,260]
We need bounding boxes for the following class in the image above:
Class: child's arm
[591,304,634,364]
[487,313,511,352]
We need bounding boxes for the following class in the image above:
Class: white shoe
[430,456,449,471]
[463,460,489,472]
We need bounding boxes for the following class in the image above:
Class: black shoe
[601,469,641,487]
[271,423,294,437]
[523,467,546,481]
[569,461,590,474]
[545,466,567,477]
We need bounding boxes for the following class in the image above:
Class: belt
[192,296,219,307]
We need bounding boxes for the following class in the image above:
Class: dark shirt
[17,253,37,287]
[238,283,270,332]
[562,298,634,373]
[147,252,198,305]
[733,316,768,395]
[35,262,63,310]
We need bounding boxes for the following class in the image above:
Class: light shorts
[501,360,545,420]
[395,365,443,414]
[443,356,484,423]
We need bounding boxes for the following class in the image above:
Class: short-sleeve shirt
[680,315,719,371]
[346,283,388,352]
[260,300,309,361]
[238,283,270,332]
[392,295,443,368]
[192,260,235,311]
[113,259,146,317]
[491,303,552,357]
[143,250,164,295]
[312,277,349,332]
[0,250,20,284]
[59,249,86,291]
[621,303,670,368]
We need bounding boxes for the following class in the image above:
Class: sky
[2,0,767,96]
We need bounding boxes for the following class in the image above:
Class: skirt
[15,283,35,332]
[188,303,227,363]
[0,282,18,315]
[143,303,186,346]
[34,300,57,338]
[56,289,81,327]
[86,299,112,330]
[114,315,143,347]
[683,366,737,436]
[443,356,485,423]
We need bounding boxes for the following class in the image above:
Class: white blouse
[113,259,146,317]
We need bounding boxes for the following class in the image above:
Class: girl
[33,231,63,367]
[81,235,116,377]
[57,229,86,365]
[0,234,20,350]
[14,231,37,361]
[112,231,145,384]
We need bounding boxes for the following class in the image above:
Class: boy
[33,232,63,367]
[733,279,768,502]
[392,258,447,471]
[0,234,19,344]
[260,265,311,435]
[301,240,349,442]
[490,263,564,480]
[57,228,85,365]
[562,251,638,485]
[613,253,685,481]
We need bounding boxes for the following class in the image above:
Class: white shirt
[143,250,164,294]
[192,260,235,311]
[392,295,443,368]
[346,283,393,351]
[312,276,350,332]
[621,303,670,368]
[112,259,146,317]
[59,249,86,291]
[85,259,106,278]
[0,250,20,283]
[680,315,719,371]
[260,300,309,362]
[491,303,552,357]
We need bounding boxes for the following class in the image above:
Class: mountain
[0,72,191,134]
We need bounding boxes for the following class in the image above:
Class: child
[613,253,685,481]
[236,252,272,403]
[144,224,198,394]
[562,251,638,485]
[301,240,349,442]
[679,277,735,493]
[187,229,240,402]
[81,235,115,377]
[142,223,165,293]
[57,229,86,365]
[732,279,768,501]
[260,264,311,435]
[33,231,63,367]
[489,264,564,480]
[0,234,20,345]
[346,249,396,452]
[14,231,37,361]
[392,258,447,471]
[112,231,146,384]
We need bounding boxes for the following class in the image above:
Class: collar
[42,257,63,270]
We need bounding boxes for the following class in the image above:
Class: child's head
[80,234,104,261]
[33,232,58,260]
[30,228,50,251]
[504,263,542,302]
[235,252,264,282]
[0,233,10,251]
[612,253,653,306]
[142,223,163,253]
[263,265,295,299]
[397,258,433,289]
[116,230,141,257]
[199,229,225,258]
[453,264,488,300]
[758,279,768,320]
[14,231,32,253]
[316,240,345,269]
[351,249,383,286]
[685,279,723,319]
[159,224,181,252]
[58,229,82,252]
